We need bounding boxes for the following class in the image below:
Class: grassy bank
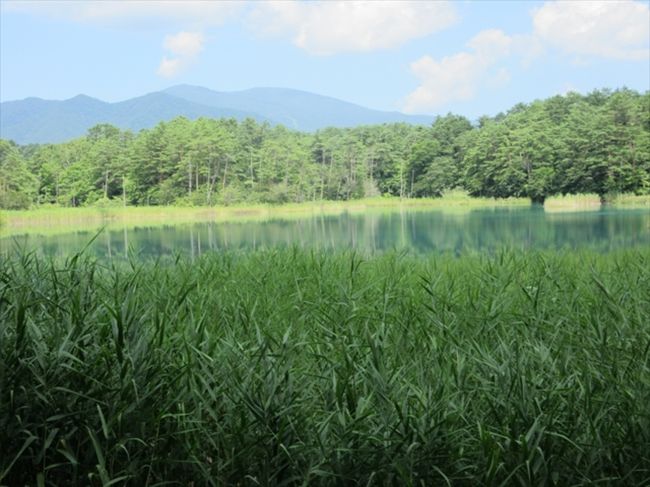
[3,192,649,238]
[544,193,650,212]
[1,248,649,485]
[608,193,650,207]
[3,192,648,238]
[544,193,603,212]
[0,193,530,237]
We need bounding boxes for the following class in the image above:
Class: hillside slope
[1,86,434,144]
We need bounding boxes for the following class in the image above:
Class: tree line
[1,88,648,209]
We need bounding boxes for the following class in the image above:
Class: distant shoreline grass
[1,192,648,238]
[544,193,650,212]
[1,248,649,485]
[1,193,529,237]
[543,193,603,212]
[607,193,650,207]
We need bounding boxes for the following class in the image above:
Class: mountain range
[0,85,434,144]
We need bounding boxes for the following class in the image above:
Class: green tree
[0,140,38,209]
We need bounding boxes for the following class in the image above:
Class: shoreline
[1,195,528,237]
[1,193,648,238]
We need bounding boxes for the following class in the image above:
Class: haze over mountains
[0,85,434,144]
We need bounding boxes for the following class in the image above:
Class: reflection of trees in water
[1,209,649,259]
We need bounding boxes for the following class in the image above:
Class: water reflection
[2,207,650,259]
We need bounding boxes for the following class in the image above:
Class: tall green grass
[544,194,602,212]
[607,193,650,208]
[545,192,650,212]
[1,248,649,485]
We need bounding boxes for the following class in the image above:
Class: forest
[1,88,649,210]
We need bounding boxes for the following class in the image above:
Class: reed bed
[544,194,602,212]
[1,248,649,485]
[607,193,650,208]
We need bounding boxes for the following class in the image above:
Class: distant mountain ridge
[0,85,434,144]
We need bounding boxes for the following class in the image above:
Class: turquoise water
[2,207,650,258]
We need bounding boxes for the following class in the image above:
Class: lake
[2,207,649,258]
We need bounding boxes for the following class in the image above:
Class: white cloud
[403,29,513,113]
[2,0,243,29]
[157,57,183,78]
[466,29,512,62]
[163,31,204,58]
[533,0,650,60]
[401,0,649,113]
[248,1,457,55]
[157,31,204,78]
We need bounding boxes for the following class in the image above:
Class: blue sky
[1,0,649,119]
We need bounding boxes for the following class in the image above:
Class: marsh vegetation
[1,248,649,485]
